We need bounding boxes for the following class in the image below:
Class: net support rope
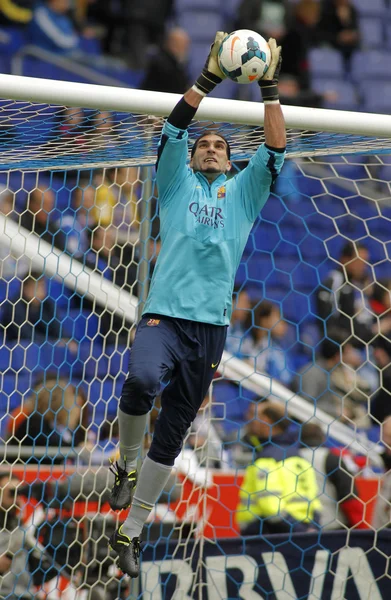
[0,213,383,464]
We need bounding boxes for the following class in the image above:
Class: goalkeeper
[108,32,286,577]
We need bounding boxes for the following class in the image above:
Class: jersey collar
[195,171,227,189]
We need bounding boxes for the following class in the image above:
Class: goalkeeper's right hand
[258,38,282,103]
[193,32,228,96]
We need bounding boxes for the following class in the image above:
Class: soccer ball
[218,30,271,84]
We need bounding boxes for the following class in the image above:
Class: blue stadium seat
[88,379,123,428]
[291,263,320,293]
[178,11,224,42]
[359,18,384,49]
[60,310,99,342]
[188,42,210,81]
[177,0,223,10]
[260,196,287,224]
[359,81,391,113]
[252,221,280,252]
[351,0,387,17]
[209,79,238,99]
[282,292,311,323]
[299,236,327,266]
[387,23,391,49]
[350,50,390,82]
[106,345,128,375]
[246,253,274,282]
[308,48,345,79]
[311,79,359,110]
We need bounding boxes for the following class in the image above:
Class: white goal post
[0,73,390,137]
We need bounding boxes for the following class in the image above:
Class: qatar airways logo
[189,202,225,229]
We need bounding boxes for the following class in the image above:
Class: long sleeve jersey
[143,117,285,326]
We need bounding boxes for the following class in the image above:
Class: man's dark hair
[262,403,290,433]
[190,131,231,160]
[340,241,367,260]
[320,328,348,360]
[301,423,325,447]
[250,300,280,341]
[22,270,44,290]
[373,334,391,357]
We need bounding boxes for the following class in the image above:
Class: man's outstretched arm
[258,39,286,150]
[164,31,227,130]
[156,32,227,197]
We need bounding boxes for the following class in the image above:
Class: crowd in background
[0,1,390,593]
[0,0,387,108]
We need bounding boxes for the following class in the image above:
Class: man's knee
[120,367,160,415]
[148,408,196,466]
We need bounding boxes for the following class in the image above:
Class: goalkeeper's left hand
[258,38,282,103]
[193,31,228,96]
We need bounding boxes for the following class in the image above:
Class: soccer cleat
[108,461,137,511]
[109,526,141,578]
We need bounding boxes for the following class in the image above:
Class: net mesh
[0,102,390,598]
[1,99,391,171]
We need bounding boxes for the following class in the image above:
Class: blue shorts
[120,314,227,466]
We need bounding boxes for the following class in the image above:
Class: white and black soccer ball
[218,30,271,84]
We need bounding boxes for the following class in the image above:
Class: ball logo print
[218,29,271,84]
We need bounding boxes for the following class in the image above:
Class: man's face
[382,418,391,453]
[344,248,368,282]
[232,291,251,324]
[190,135,232,178]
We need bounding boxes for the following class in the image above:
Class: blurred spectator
[281,0,321,87]
[241,300,295,386]
[236,0,289,42]
[370,335,391,424]
[236,402,321,535]
[300,423,365,530]
[124,0,174,70]
[85,226,136,293]
[141,27,190,94]
[0,0,32,26]
[370,279,391,337]
[73,226,136,344]
[1,272,63,344]
[28,0,80,55]
[73,167,139,241]
[20,185,66,252]
[317,0,360,63]
[293,331,371,423]
[316,241,373,347]
[0,473,37,599]
[277,74,326,108]
[225,287,251,356]
[234,400,299,466]
[7,378,87,463]
[372,416,391,529]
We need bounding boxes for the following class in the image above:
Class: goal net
[0,74,390,599]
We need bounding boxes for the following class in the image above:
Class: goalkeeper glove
[193,31,227,96]
[258,38,282,103]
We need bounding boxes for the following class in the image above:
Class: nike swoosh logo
[230,35,240,61]
[211,362,219,368]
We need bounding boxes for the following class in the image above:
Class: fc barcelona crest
[217,186,226,199]
[147,319,160,326]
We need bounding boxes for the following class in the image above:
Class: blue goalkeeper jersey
[143,121,285,326]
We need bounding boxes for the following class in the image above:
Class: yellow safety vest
[236,455,322,527]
